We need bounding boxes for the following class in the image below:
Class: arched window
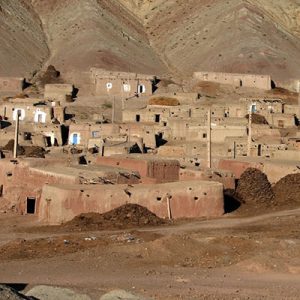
[138,84,146,94]
[13,108,25,121]
[123,84,131,92]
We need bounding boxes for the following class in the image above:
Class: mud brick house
[0,159,141,215]
[90,68,155,98]
[0,98,64,124]
[95,155,180,184]
[44,84,74,102]
[242,98,284,114]
[193,71,272,90]
[0,77,24,93]
[38,180,224,224]
[0,101,52,124]
[0,123,63,147]
[68,123,120,147]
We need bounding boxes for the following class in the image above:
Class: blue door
[72,133,78,145]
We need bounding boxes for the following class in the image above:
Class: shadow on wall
[72,87,79,99]
[152,78,160,94]
[155,133,168,147]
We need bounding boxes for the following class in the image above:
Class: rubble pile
[235,168,275,205]
[64,204,166,231]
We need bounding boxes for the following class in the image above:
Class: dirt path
[0,208,300,299]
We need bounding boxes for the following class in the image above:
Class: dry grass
[149,96,180,106]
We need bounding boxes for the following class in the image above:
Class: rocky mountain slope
[1,0,300,83]
[0,0,49,77]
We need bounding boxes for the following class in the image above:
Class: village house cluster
[0,69,299,224]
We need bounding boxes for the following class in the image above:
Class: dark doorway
[27,197,36,214]
[45,136,52,147]
[136,114,140,122]
[240,80,243,87]
[155,114,160,123]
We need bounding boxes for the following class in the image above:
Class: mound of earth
[245,113,268,125]
[273,173,300,205]
[23,146,46,158]
[35,65,63,87]
[235,168,274,205]
[1,140,46,158]
[64,204,166,231]
[2,140,25,156]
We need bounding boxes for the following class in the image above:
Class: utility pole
[233,141,236,159]
[207,108,212,168]
[128,126,131,154]
[247,105,252,157]
[13,110,21,159]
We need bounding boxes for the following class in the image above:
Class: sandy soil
[0,205,300,299]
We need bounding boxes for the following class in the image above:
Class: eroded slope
[140,0,300,81]
[0,0,49,78]
[30,0,168,77]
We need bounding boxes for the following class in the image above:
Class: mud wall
[38,180,224,224]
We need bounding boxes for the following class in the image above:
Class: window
[123,84,131,92]
[138,84,146,94]
[203,133,207,138]
[155,114,160,123]
[92,131,100,138]
[106,82,113,90]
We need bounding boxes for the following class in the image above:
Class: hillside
[1,0,300,83]
[0,0,49,77]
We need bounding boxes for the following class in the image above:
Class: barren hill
[1,0,300,83]
[0,0,49,77]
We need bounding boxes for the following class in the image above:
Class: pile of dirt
[245,113,268,125]
[235,168,275,206]
[273,173,300,205]
[1,140,46,158]
[64,204,166,231]
[37,65,63,87]
[23,146,46,158]
[149,96,180,106]
[2,140,25,156]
